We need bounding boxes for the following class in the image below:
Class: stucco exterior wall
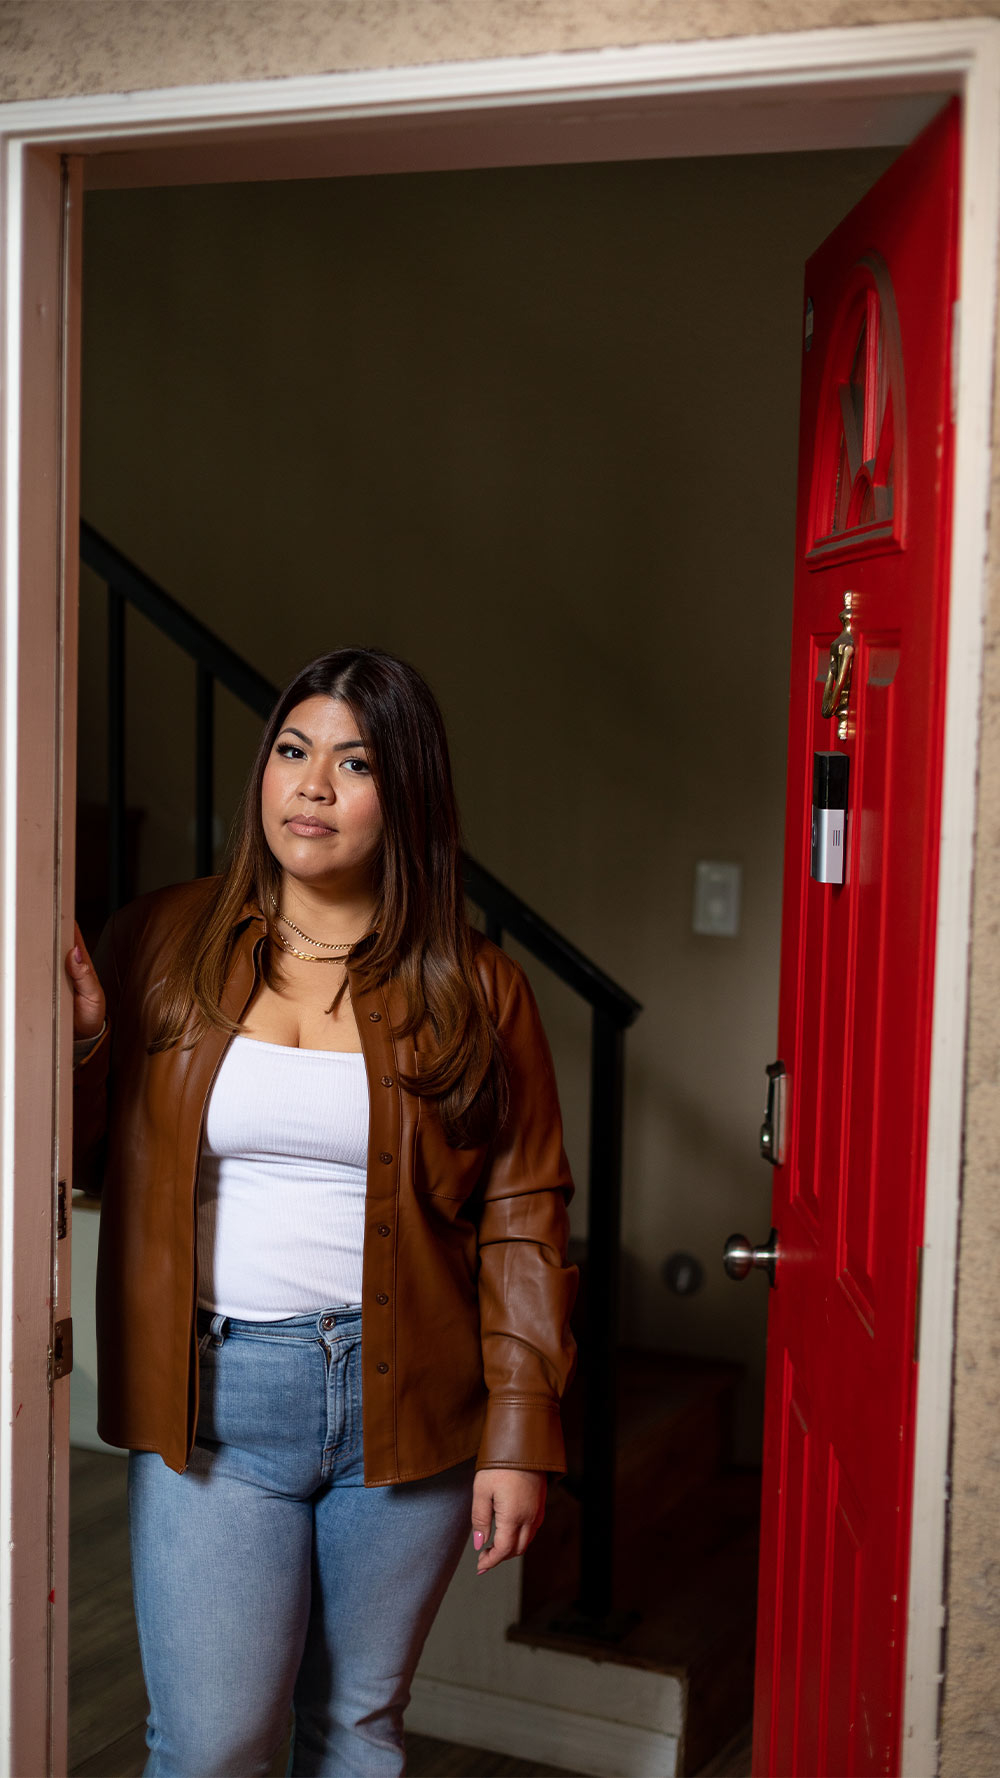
[0,0,997,103]
[939,247,1000,1776]
[1,0,999,1771]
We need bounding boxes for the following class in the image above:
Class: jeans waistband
[196,1306,363,1342]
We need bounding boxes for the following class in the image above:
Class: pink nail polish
[73,946,82,963]
[473,1530,485,1550]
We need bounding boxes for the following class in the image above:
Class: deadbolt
[723,1229,778,1288]
[759,1061,786,1166]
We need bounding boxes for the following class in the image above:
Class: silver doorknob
[723,1229,778,1287]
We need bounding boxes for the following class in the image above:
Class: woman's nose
[297,769,336,801]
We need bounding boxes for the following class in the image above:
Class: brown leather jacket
[73,879,579,1482]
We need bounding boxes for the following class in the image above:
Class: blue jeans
[128,1307,477,1777]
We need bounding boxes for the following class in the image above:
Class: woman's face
[260,695,384,895]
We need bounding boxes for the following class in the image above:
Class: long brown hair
[150,648,509,1147]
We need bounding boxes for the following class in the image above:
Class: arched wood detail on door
[806,251,907,565]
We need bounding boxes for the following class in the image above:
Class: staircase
[515,1339,758,1774]
[78,522,759,1777]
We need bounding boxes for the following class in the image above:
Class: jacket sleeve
[474,961,579,1475]
[72,903,135,1197]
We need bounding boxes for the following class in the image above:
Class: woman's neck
[276,876,378,945]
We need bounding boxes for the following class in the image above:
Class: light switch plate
[693,860,742,937]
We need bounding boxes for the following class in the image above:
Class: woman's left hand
[471,1468,548,1575]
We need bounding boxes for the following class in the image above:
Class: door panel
[754,101,959,1777]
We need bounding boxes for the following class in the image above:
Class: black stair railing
[80,519,643,1632]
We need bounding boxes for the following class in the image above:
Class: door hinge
[50,1317,73,1385]
[57,1179,67,1240]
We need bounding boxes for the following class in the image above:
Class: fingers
[471,1470,548,1575]
[476,1526,517,1574]
[475,1512,538,1574]
[66,920,106,1039]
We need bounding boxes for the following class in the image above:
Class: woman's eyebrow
[277,727,366,751]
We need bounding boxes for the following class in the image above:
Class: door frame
[2,18,997,1774]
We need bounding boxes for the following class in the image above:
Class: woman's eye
[276,743,306,760]
[343,757,370,774]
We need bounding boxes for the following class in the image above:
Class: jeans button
[319,1313,336,1331]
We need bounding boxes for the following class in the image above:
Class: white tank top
[196,1035,369,1320]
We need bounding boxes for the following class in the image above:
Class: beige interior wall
[6,0,999,1764]
[80,149,894,1460]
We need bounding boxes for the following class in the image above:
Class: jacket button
[376,1223,391,1237]
[381,1075,393,1087]
[376,1361,389,1374]
[375,1292,389,1305]
[379,1151,393,1164]
[369,1011,382,1022]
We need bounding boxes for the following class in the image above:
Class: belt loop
[198,1312,229,1354]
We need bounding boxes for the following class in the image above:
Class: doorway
[69,144,898,1777]
[2,22,997,1776]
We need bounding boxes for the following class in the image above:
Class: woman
[68,647,578,1778]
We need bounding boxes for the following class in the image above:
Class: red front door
[753,103,959,1777]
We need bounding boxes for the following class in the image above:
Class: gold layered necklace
[272,903,373,964]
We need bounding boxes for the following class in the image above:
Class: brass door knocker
[821,591,856,741]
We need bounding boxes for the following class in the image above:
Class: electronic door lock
[811,753,849,885]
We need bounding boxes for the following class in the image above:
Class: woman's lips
[285,817,337,836]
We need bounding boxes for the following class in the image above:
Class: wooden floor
[70,1446,750,1778]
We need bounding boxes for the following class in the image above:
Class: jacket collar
[236,892,267,931]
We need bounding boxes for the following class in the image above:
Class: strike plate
[52,1317,73,1381]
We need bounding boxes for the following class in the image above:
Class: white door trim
[2,17,997,1774]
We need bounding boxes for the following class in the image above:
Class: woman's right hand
[66,920,106,1041]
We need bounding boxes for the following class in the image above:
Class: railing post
[195,665,215,878]
[578,1005,626,1626]
[107,585,127,911]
